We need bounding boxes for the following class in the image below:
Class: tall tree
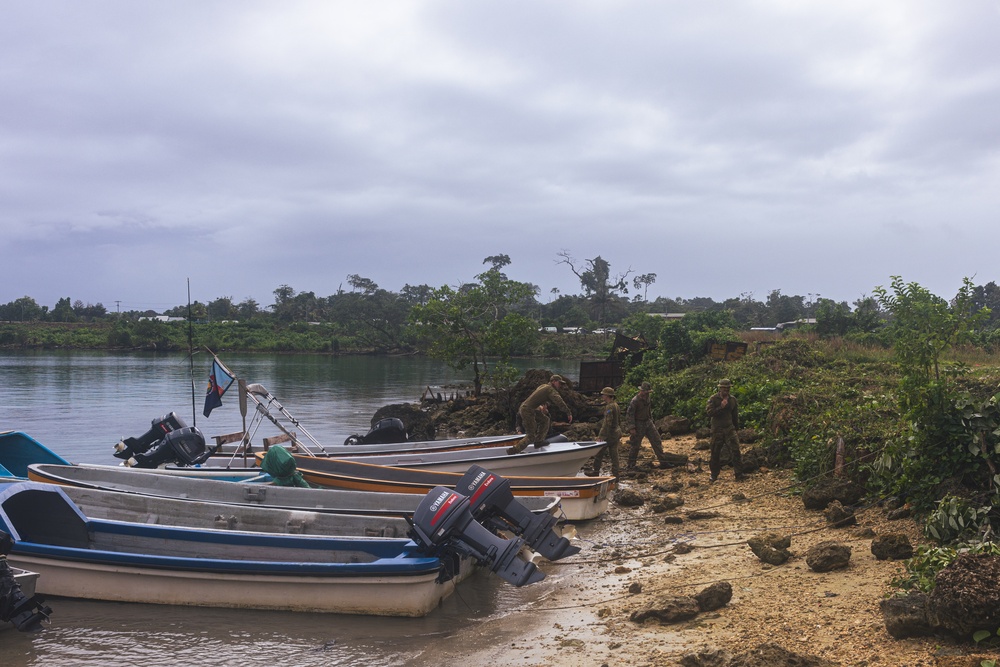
[557,252,633,324]
[409,259,537,395]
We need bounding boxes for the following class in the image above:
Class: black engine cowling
[344,418,408,446]
[1,531,52,632]
[408,486,545,587]
[125,426,212,468]
[456,465,580,561]
[113,412,187,460]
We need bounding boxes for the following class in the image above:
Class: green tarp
[259,446,312,487]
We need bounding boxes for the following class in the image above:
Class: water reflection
[0,351,581,664]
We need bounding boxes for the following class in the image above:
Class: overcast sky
[3,1,999,313]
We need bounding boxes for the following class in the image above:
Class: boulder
[615,488,645,507]
[695,582,732,612]
[880,592,936,639]
[747,532,792,565]
[679,648,733,667]
[822,500,857,528]
[651,494,684,512]
[802,477,865,511]
[805,541,851,572]
[870,534,914,561]
[630,595,701,624]
[928,554,1000,638]
[727,642,838,667]
[658,415,692,435]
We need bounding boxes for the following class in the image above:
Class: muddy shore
[411,434,997,667]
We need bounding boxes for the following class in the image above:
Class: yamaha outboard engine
[113,412,187,460]
[343,418,408,446]
[125,426,212,468]
[409,487,545,587]
[457,465,580,561]
[1,531,52,632]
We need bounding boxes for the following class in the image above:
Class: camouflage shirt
[598,401,621,443]
[520,383,570,415]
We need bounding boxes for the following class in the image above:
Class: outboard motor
[113,412,187,460]
[1,531,52,632]
[343,418,408,446]
[408,487,545,587]
[125,426,212,468]
[457,465,580,561]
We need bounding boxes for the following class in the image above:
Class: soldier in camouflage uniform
[626,381,670,470]
[508,374,573,454]
[706,378,744,482]
[586,387,621,477]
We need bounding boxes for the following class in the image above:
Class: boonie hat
[718,378,732,387]
[550,374,564,384]
[640,381,651,391]
[600,387,615,396]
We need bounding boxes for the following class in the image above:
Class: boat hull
[8,554,455,616]
[286,456,616,521]
[26,463,562,519]
[0,482,466,617]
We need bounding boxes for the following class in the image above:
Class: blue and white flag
[203,356,236,417]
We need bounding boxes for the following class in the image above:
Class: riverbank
[413,434,996,667]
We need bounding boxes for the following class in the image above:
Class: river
[0,350,581,665]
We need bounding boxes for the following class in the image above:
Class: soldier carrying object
[508,374,573,455]
[625,381,671,471]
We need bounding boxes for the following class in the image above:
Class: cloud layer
[3,1,999,311]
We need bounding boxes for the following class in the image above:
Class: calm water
[0,351,580,665]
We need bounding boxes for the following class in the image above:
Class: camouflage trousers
[709,427,742,479]
[513,405,550,453]
[627,419,666,467]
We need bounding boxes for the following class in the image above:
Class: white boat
[0,482,546,617]
[320,440,605,478]
[24,463,563,522]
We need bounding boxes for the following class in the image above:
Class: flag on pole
[203,356,236,417]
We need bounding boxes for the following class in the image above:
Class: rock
[738,445,765,474]
[628,582,642,594]
[663,516,685,525]
[693,439,711,451]
[727,642,838,667]
[651,494,684,512]
[679,648,733,667]
[822,500,857,527]
[870,534,913,561]
[695,582,732,612]
[686,510,721,520]
[928,554,1000,638]
[674,542,694,554]
[747,532,791,565]
[852,527,876,539]
[654,480,684,493]
[615,488,645,507]
[884,496,905,511]
[629,595,701,624]
[805,541,851,572]
[659,415,692,435]
[886,506,912,520]
[660,452,690,468]
[802,477,865,510]
[880,592,936,639]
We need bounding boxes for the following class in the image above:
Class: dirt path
[411,435,997,666]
